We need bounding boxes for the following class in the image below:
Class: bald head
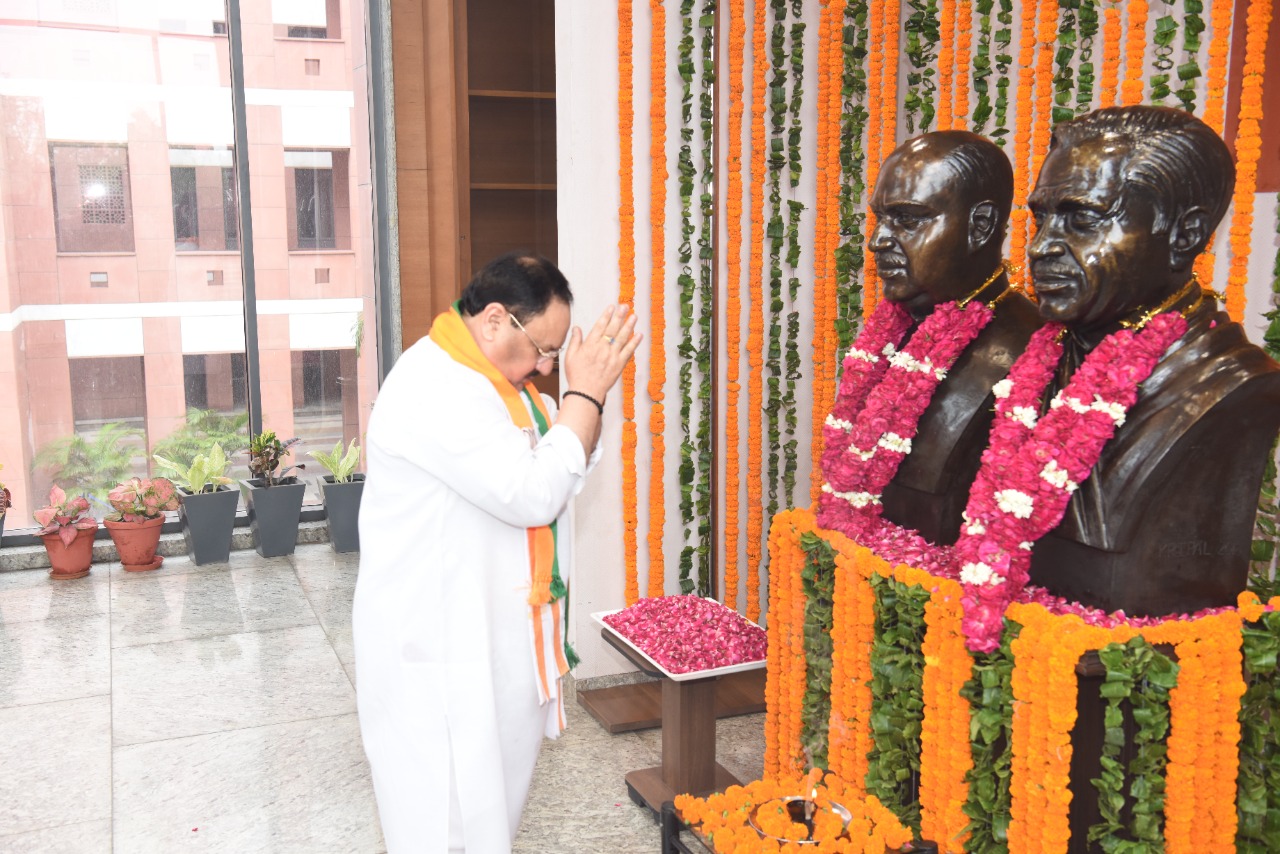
[868,131,1014,317]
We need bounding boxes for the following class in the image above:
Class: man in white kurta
[353,253,640,853]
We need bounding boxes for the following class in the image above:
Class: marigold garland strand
[646,0,668,600]
[1099,0,1122,108]
[1225,0,1271,323]
[953,0,971,127]
[1028,0,1059,208]
[936,0,956,130]
[862,0,884,317]
[810,0,842,504]
[1194,0,1235,291]
[618,0,639,607]
[1120,0,1149,106]
[1010,0,1038,283]
[722,0,744,610]
[745,0,768,623]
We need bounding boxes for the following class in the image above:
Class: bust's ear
[1169,207,1212,271]
[968,201,998,254]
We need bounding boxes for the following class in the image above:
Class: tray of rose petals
[593,595,768,681]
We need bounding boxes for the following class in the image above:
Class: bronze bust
[866,131,1042,545]
[1026,105,1280,617]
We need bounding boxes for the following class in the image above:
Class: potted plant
[33,486,99,579]
[153,443,238,565]
[309,438,364,552]
[103,476,180,572]
[0,463,10,547]
[241,430,306,558]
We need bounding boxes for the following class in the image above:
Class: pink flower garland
[819,299,996,537]
[954,312,1189,651]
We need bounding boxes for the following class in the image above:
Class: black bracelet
[562,389,604,416]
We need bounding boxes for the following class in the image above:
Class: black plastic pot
[241,478,306,557]
[179,486,239,565]
[320,474,364,553]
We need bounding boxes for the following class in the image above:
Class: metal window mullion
[226,0,263,436]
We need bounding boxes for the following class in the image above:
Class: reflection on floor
[0,544,764,852]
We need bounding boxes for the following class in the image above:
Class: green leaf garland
[866,573,928,832]
[799,532,837,769]
[960,621,1020,853]
[1237,610,1280,851]
[835,0,869,353]
[676,0,697,594]
[1150,3,1179,105]
[1175,0,1205,112]
[1076,0,1099,114]
[1052,0,1078,125]
[693,0,716,595]
[765,0,787,529]
[1087,637,1177,849]
[903,0,940,132]
[994,0,1014,142]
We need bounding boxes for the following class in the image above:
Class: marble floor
[0,543,764,853]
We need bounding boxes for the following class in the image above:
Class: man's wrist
[562,389,605,415]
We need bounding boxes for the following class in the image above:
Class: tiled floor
[0,544,764,852]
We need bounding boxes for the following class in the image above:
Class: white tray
[592,604,767,682]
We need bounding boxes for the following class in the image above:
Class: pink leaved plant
[33,485,98,546]
[106,477,180,523]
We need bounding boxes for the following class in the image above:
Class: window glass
[0,0,379,530]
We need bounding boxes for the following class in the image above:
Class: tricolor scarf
[429,305,573,733]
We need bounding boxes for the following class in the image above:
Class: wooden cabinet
[461,0,558,276]
[391,0,557,347]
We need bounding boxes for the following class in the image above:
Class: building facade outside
[0,0,380,527]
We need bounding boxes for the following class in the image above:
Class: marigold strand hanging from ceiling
[936,0,956,129]
[1119,0,1148,105]
[810,0,839,505]
[745,0,768,624]
[1010,0,1038,285]
[953,0,971,128]
[862,0,884,318]
[646,0,668,599]
[1225,0,1272,323]
[1098,1,1122,108]
[617,0,639,607]
[1194,0,1236,291]
[722,0,745,610]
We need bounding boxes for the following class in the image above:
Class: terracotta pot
[42,526,96,580]
[104,517,165,572]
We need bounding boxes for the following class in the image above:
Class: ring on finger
[605,335,615,344]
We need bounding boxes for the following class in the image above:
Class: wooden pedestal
[590,626,766,815]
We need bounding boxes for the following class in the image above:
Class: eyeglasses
[509,313,565,364]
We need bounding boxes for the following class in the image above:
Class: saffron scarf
[429,305,572,730]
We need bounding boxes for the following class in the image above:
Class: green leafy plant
[308,439,362,482]
[151,408,249,472]
[836,0,870,352]
[153,442,234,494]
[33,485,97,546]
[246,430,303,487]
[33,422,142,502]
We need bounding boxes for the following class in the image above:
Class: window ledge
[288,248,355,255]
[275,37,344,43]
[55,251,137,258]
